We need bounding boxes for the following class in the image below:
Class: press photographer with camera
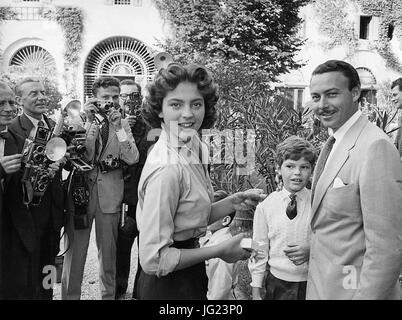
[61,76,139,300]
[0,81,21,299]
[1,78,65,299]
[115,79,154,299]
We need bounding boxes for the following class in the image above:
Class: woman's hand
[217,233,251,263]
[230,188,266,211]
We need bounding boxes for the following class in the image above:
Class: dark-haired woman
[136,63,265,300]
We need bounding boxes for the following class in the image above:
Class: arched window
[9,45,56,73]
[83,36,156,99]
[356,67,377,105]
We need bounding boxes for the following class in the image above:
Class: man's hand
[83,98,100,123]
[283,243,310,266]
[127,115,137,127]
[108,109,122,131]
[0,154,22,174]
[230,188,266,212]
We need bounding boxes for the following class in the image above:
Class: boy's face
[280,158,312,193]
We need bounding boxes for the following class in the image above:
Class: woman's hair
[142,63,219,129]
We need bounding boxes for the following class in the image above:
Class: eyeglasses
[120,92,141,101]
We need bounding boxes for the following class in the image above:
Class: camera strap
[22,179,34,206]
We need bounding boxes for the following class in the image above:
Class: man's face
[119,84,140,107]
[0,86,17,127]
[310,71,360,132]
[391,85,402,109]
[95,85,120,106]
[17,81,48,119]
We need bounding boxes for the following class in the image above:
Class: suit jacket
[307,115,402,300]
[85,118,139,213]
[395,125,402,159]
[5,113,65,253]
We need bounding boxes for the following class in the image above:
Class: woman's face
[159,81,205,143]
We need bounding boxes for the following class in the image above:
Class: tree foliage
[154,0,308,81]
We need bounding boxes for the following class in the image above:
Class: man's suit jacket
[85,118,139,213]
[395,125,402,159]
[6,113,65,253]
[307,115,402,300]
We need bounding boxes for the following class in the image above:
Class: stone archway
[83,36,157,99]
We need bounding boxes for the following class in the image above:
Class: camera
[21,126,55,206]
[60,124,93,172]
[70,172,90,230]
[124,92,142,119]
[95,100,116,117]
[99,154,121,173]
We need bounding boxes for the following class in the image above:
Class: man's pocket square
[333,177,346,188]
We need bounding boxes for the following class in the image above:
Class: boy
[200,190,239,300]
[249,136,316,300]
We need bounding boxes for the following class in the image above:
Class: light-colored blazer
[307,115,402,300]
[85,118,139,213]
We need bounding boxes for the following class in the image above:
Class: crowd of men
[0,61,401,300]
[0,76,152,300]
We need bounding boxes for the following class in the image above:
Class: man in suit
[391,78,402,158]
[115,79,153,299]
[1,77,65,299]
[0,81,21,299]
[61,76,139,300]
[307,60,402,299]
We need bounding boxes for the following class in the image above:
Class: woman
[136,63,264,300]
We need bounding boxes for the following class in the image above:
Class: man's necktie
[311,135,336,204]
[286,193,297,220]
[100,120,109,151]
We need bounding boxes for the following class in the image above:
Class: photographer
[2,78,65,300]
[115,79,154,299]
[61,76,139,300]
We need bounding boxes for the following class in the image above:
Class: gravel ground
[51,225,250,300]
[53,225,138,300]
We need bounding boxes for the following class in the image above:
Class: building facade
[277,1,402,112]
[0,0,166,101]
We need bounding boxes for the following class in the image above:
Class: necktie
[311,135,336,204]
[286,193,297,220]
[100,120,109,151]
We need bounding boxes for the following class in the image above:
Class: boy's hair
[391,77,402,91]
[276,135,316,167]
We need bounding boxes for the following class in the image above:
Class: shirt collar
[0,126,8,134]
[329,110,361,143]
[25,113,46,128]
[280,187,309,202]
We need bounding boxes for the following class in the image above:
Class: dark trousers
[115,204,141,298]
[1,218,59,300]
[264,271,307,300]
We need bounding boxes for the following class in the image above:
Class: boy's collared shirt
[200,227,239,300]
[249,187,312,287]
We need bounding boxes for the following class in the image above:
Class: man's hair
[312,60,361,91]
[15,77,42,96]
[391,78,402,91]
[92,76,120,96]
[276,135,316,167]
[120,79,142,94]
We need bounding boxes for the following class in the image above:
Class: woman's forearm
[209,196,235,224]
[174,245,222,272]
